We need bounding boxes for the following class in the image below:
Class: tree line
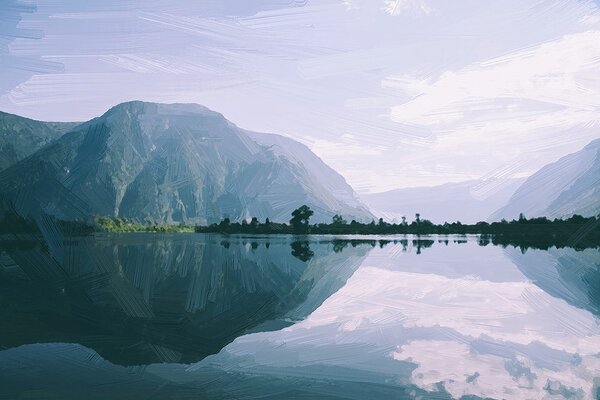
[2,205,599,249]
[195,205,600,247]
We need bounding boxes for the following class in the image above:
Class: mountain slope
[361,178,524,224]
[246,131,371,221]
[506,247,600,318]
[493,139,600,220]
[0,102,372,224]
[0,111,78,171]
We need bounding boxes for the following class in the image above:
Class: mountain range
[0,111,78,172]
[361,178,525,224]
[493,139,600,220]
[0,102,372,224]
[363,138,600,223]
[1,101,599,226]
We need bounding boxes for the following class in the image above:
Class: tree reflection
[290,241,314,262]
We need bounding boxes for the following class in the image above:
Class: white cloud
[307,134,386,158]
[388,31,600,127]
[298,267,600,355]
[393,340,595,400]
[342,0,434,16]
[383,0,433,16]
[580,14,600,26]
[381,30,600,183]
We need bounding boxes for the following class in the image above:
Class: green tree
[290,205,314,233]
[332,214,347,225]
[219,217,231,232]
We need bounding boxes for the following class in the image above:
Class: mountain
[0,234,370,365]
[493,139,600,220]
[0,101,372,224]
[361,178,525,224]
[506,247,600,318]
[245,131,370,220]
[0,111,78,171]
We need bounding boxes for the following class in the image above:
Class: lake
[0,233,599,399]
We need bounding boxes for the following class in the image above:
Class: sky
[1,0,600,193]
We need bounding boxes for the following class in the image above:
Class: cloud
[382,30,600,181]
[342,0,434,16]
[383,0,434,16]
[299,267,600,354]
[307,134,385,157]
[392,340,591,399]
[388,31,600,126]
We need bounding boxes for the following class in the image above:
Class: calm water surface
[0,233,598,399]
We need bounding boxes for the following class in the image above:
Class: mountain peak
[0,104,372,224]
[104,101,225,120]
[583,137,600,150]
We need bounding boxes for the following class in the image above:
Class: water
[0,234,599,399]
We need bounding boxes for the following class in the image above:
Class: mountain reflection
[1,235,599,400]
[0,234,369,366]
[507,246,600,318]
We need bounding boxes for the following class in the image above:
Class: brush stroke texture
[2,0,600,191]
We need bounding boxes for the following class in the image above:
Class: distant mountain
[0,111,78,171]
[361,178,525,224]
[493,139,600,220]
[0,101,372,224]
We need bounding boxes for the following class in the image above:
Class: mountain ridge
[361,178,525,224]
[0,101,373,225]
[492,138,600,220]
[0,111,79,172]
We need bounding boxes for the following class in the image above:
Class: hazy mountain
[246,131,370,219]
[361,178,525,224]
[0,111,78,171]
[0,101,372,224]
[493,139,600,220]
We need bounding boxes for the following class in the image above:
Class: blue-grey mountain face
[361,178,524,224]
[0,102,372,224]
[0,111,78,172]
[493,139,600,220]
[246,131,371,221]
